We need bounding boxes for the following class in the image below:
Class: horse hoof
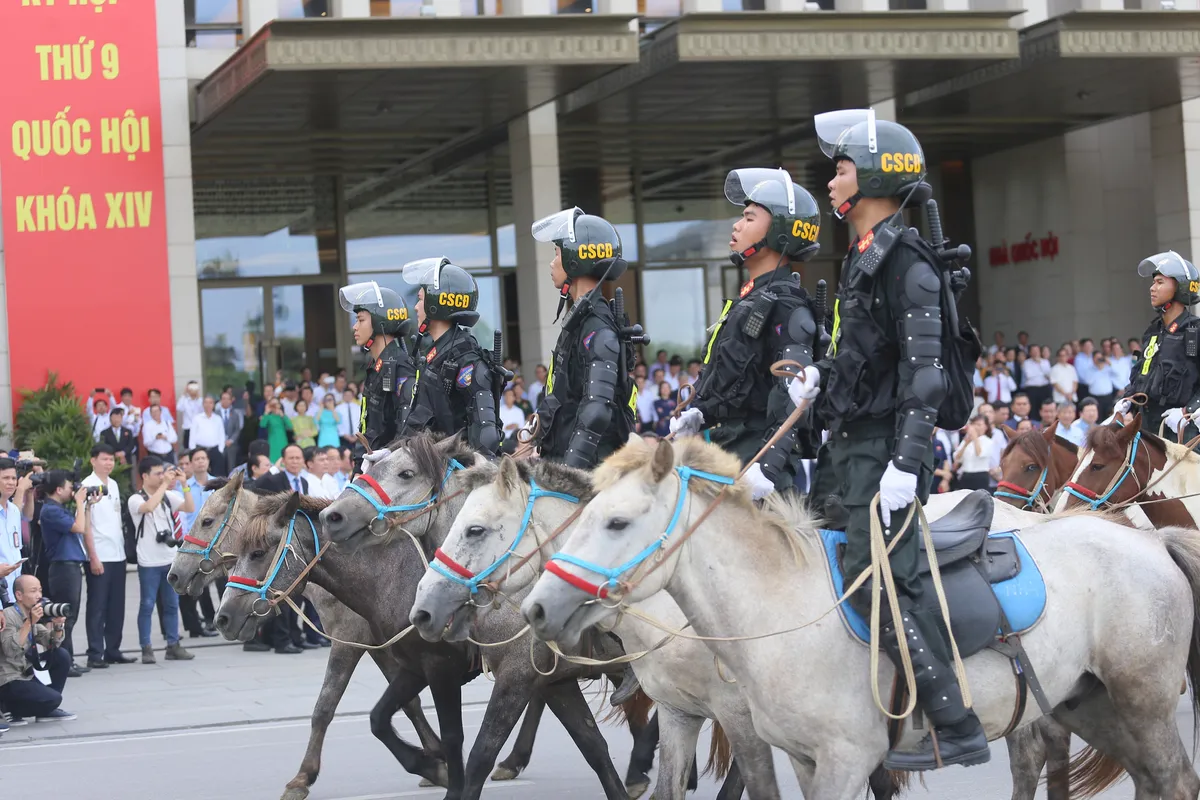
[491,765,522,781]
[280,788,310,800]
[626,779,651,800]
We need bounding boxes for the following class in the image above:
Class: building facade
[3,0,1200,431]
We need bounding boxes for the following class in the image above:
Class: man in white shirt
[143,388,175,428]
[176,382,204,449]
[80,445,136,668]
[114,388,142,438]
[983,356,1017,405]
[0,459,32,606]
[318,447,342,498]
[142,404,178,461]
[300,447,331,500]
[335,388,360,447]
[189,396,228,476]
[129,456,194,663]
[526,364,547,411]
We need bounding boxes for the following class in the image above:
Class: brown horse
[996,422,1079,512]
[1056,412,1199,529]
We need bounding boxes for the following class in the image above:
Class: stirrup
[884,726,991,772]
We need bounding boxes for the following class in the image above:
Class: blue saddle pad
[818,528,1046,645]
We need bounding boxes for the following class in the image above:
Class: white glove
[1113,398,1132,417]
[878,463,918,528]
[743,463,776,501]
[1163,407,1188,435]
[788,366,821,407]
[669,407,704,438]
[362,448,391,473]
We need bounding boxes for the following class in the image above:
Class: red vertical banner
[0,0,175,413]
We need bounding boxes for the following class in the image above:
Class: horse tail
[1159,526,1200,755]
[1067,746,1125,799]
[607,688,653,731]
[701,720,733,780]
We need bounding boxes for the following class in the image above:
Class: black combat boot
[610,663,641,706]
[879,604,991,771]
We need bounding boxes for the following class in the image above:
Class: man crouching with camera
[0,575,75,723]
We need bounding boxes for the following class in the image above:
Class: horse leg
[867,766,899,800]
[427,673,468,800]
[714,759,746,800]
[492,694,545,781]
[281,642,363,800]
[626,710,658,799]
[367,670,446,788]
[649,705,703,800]
[1005,723,1046,800]
[542,679,628,799]
[1041,718,1073,800]
[368,649,446,789]
[1053,688,1163,799]
[806,742,883,800]
[455,681,535,800]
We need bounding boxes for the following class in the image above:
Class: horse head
[997,422,1078,511]
[409,456,589,643]
[319,432,479,553]
[1058,413,1162,512]
[167,471,254,597]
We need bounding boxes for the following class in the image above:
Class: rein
[347,460,465,536]
[1062,431,1144,510]
[226,507,320,617]
[994,467,1049,512]
[177,487,242,572]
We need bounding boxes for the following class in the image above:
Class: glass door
[200,286,267,394]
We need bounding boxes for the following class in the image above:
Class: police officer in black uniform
[337,280,415,470]
[529,207,637,469]
[397,257,502,455]
[1112,251,1200,441]
[790,109,990,770]
[669,168,823,498]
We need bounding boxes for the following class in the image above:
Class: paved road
[0,571,1189,798]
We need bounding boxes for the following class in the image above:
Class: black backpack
[900,229,982,431]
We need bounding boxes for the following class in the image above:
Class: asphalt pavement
[0,570,1191,798]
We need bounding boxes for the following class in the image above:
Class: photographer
[81,444,136,668]
[128,457,194,664]
[39,470,101,675]
[0,459,34,607]
[0,575,74,722]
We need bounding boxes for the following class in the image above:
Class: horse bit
[176,489,242,574]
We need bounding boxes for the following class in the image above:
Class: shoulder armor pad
[903,258,942,306]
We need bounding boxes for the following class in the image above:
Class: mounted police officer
[529,207,637,469]
[338,280,414,470]
[1112,251,1200,442]
[789,109,990,770]
[397,257,502,455]
[669,167,823,498]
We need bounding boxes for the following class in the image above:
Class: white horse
[522,434,1200,800]
[408,455,778,800]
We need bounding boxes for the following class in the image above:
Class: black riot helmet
[724,168,822,267]
[402,256,481,331]
[816,108,926,220]
[1138,250,1200,309]
[338,280,411,340]
[532,207,628,322]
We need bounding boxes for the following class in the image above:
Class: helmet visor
[1138,250,1198,281]
[815,108,878,158]
[338,281,384,314]
[531,207,583,244]
[402,257,450,291]
[724,168,797,216]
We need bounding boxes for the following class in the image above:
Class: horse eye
[399,470,415,480]
[1090,463,1105,472]
[201,517,213,527]
[466,525,485,538]
[1025,464,1037,472]
[250,550,266,560]
[607,518,629,532]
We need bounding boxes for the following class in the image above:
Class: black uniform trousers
[825,420,951,665]
[84,561,126,662]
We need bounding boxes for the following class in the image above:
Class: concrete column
[1150,99,1200,262]
[159,0,203,393]
[502,0,551,14]
[597,0,636,13]
[332,0,371,16]
[682,0,724,11]
[509,104,565,368]
[241,0,277,38]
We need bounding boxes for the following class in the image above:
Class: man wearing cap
[1113,251,1200,441]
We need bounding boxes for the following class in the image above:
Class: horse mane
[231,493,330,553]
[205,477,230,492]
[1085,423,1129,460]
[458,458,596,502]
[395,432,477,485]
[1162,438,1200,466]
[1002,429,1050,467]
[597,437,811,558]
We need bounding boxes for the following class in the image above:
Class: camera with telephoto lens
[85,485,107,500]
[40,599,71,618]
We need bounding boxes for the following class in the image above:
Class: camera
[40,599,71,618]
[155,528,182,548]
[85,485,107,500]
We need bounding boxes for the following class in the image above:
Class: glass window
[640,268,707,361]
[642,196,735,264]
[346,207,491,272]
[497,205,637,266]
[201,287,265,393]
[278,0,328,17]
[195,178,330,279]
[187,0,239,23]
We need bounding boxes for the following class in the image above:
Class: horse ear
[1042,420,1058,442]
[435,432,462,458]
[226,470,244,493]
[277,490,302,524]
[650,440,674,484]
[497,455,521,499]
[626,432,643,449]
[1127,411,1144,436]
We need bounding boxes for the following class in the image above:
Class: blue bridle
[177,488,241,573]
[431,478,579,595]
[545,465,733,599]
[1063,431,1143,510]
[227,508,319,616]
[347,460,465,532]
[994,467,1049,511]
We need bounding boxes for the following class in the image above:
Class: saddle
[821,490,1046,660]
